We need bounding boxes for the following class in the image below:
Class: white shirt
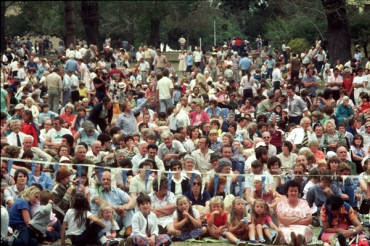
[327,75,343,90]
[178,37,186,44]
[193,51,202,62]
[75,51,82,59]
[139,61,150,72]
[9,61,18,71]
[46,128,72,144]
[286,127,315,145]
[64,209,92,235]
[70,74,79,91]
[6,132,28,146]
[136,51,144,61]
[191,148,214,174]
[86,150,110,163]
[272,68,283,82]
[130,74,142,86]
[156,77,173,100]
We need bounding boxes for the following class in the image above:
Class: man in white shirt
[354,50,362,65]
[272,62,283,93]
[136,144,165,171]
[75,45,82,59]
[353,68,369,106]
[86,140,114,164]
[156,69,174,113]
[44,117,72,149]
[191,136,214,173]
[131,142,148,175]
[79,45,87,57]
[6,120,27,147]
[138,57,150,84]
[261,131,277,158]
[135,46,144,61]
[327,68,343,100]
[19,136,52,162]
[129,70,142,86]
[286,117,315,151]
[193,46,202,68]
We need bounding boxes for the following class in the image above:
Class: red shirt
[106,68,126,81]
[206,212,228,228]
[235,39,242,46]
[21,122,38,147]
[270,129,283,148]
[343,76,353,95]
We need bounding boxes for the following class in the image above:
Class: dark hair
[124,135,134,143]
[320,169,334,183]
[119,158,133,168]
[138,161,152,169]
[255,147,268,160]
[221,145,233,153]
[97,133,111,145]
[325,195,344,211]
[284,179,301,195]
[72,192,91,228]
[200,136,211,147]
[147,144,158,151]
[21,150,34,159]
[62,134,74,147]
[282,141,293,152]
[352,134,364,148]
[54,116,64,124]
[256,115,268,124]
[23,110,34,123]
[79,170,89,187]
[170,160,182,170]
[210,120,220,128]
[152,175,168,192]
[136,192,151,205]
[251,160,263,169]
[14,169,29,184]
[228,121,237,131]
[109,126,121,137]
[39,190,53,205]
[267,156,281,169]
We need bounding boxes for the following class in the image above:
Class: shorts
[186,65,193,72]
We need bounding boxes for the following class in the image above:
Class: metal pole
[214,18,216,47]
[200,38,202,51]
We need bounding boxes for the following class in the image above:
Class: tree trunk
[80,1,99,48]
[321,0,351,65]
[65,1,76,48]
[162,42,167,52]
[363,43,368,59]
[149,19,161,48]
[1,1,6,53]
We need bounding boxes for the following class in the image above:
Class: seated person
[319,195,364,245]
[332,163,358,209]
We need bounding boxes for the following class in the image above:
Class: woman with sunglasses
[183,174,210,218]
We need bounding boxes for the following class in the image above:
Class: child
[76,170,90,202]
[302,168,320,200]
[60,192,106,246]
[224,198,250,246]
[248,199,281,245]
[126,193,171,246]
[97,203,120,246]
[78,82,89,101]
[173,86,181,106]
[206,197,228,241]
[224,65,233,82]
[5,185,42,246]
[170,196,206,241]
[317,160,327,171]
[27,190,60,244]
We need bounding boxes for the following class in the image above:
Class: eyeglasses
[366,126,370,128]
[263,137,270,139]
[44,123,52,126]
[193,182,201,186]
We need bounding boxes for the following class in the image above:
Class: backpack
[318,202,351,240]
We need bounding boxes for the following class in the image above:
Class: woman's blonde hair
[229,198,248,227]
[20,186,41,202]
[209,197,225,212]
[97,203,115,225]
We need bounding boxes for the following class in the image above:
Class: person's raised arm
[87,213,106,228]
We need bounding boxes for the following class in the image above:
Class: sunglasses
[193,182,201,186]
[263,137,270,139]
[294,171,303,174]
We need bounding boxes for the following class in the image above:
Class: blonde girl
[6,185,42,246]
[206,197,228,241]
[248,199,281,245]
[224,198,249,245]
[97,203,120,245]
[169,196,207,241]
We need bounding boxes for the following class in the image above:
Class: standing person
[88,97,113,133]
[327,68,343,101]
[289,53,301,81]
[45,67,63,113]
[138,57,150,84]
[194,68,207,96]
[154,49,167,72]
[208,52,217,81]
[240,70,254,103]
[193,46,202,68]
[231,52,241,82]
[264,54,275,79]
[282,41,288,64]
[178,50,187,76]
[62,70,72,107]
[272,62,283,93]
[256,35,262,51]
[156,69,174,113]
[286,85,309,124]
[93,69,108,102]
[239,55,253,75]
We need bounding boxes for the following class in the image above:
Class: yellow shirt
[78,87,88,98]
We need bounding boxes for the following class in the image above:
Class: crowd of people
[1,35,370,246]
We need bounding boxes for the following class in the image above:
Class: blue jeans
[95,90,106,102]
[114,209,134,229]
[273,81,280,92]
[71,222,104,246]
[62,90,71,107]
[267,68,273,79]
[45,220,61,243]
[11,225,38,246]
[159,98,173,113]
[344,186,356,208]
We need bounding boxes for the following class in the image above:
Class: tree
[80,1,99,47]
[1,1,19,52]
[65,1,76,47]
[321,0,351,64]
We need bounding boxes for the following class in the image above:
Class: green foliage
[288,38,310,54]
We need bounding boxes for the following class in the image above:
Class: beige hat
[118,82,126,89]
[60,156,71,163]
[255,142,266,149]
[212,52,217,55]
[209,129,218,135]
[15,103,25,109]
[223,45,228,48]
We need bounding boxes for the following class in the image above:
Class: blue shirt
[186,55,193,66]
[64,59,78,73]
[116,99,148,135]
[26,61,38,73]
[38,111,59,123]
[9,198,29,227]
[27,172,53,190]
[239,57,252,70]
[184,190,211,207]
[90,187,130,216]
[205,106,221,118]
